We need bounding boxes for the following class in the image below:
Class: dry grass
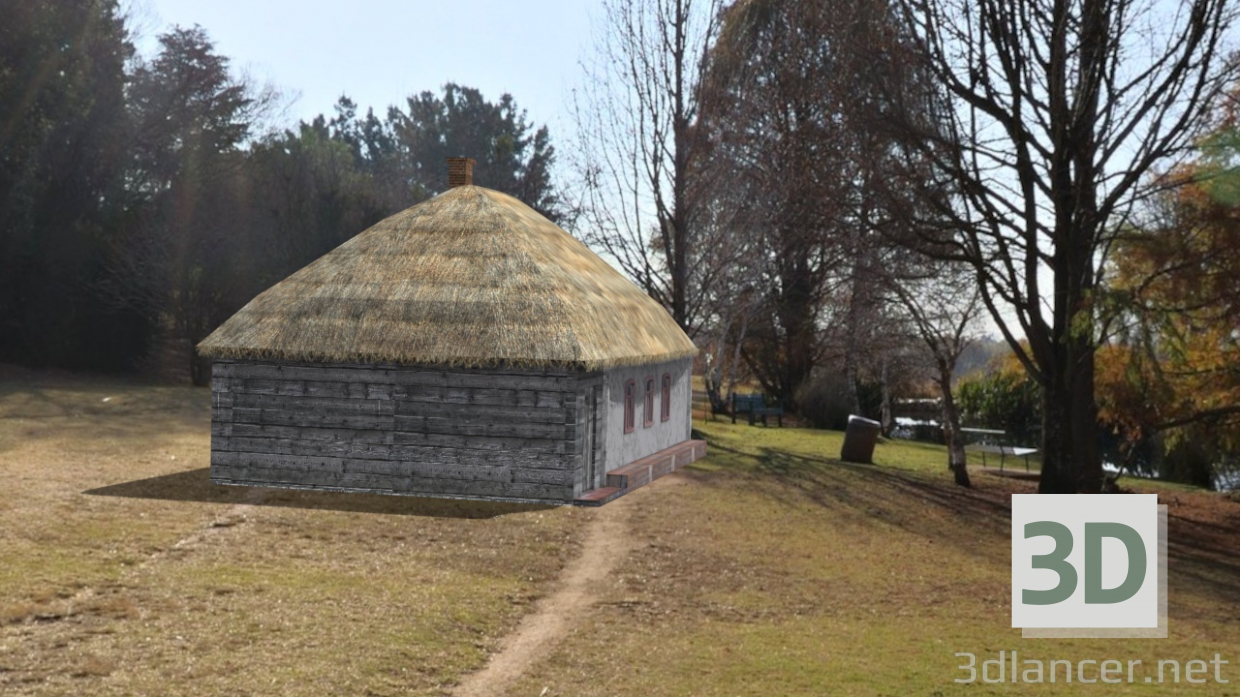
[506,420,1240,696]
[4,367,1238,695]
[198,185,696,370]
[0,367,589,696]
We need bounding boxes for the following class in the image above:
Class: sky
[128,0,600,148]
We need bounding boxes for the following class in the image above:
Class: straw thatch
[197,186,696,370]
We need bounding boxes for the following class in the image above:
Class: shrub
[797,372,882,431]
[956,360,1041,444]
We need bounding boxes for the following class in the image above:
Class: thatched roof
[197,186,696,370]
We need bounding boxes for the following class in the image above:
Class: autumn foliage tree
[1099,99,1240,486]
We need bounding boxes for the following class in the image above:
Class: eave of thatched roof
[197,186,696,370]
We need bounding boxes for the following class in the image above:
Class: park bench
[960,427,1038,472]
[729,392,784,427]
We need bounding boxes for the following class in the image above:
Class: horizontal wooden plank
[211,464,396,491]
[212,450,346,473]
[396,477,570,500]
[346,459,514,483]
[442,372,571,392]
[216,363,405,385]
[232,393,397,416]
[231,407,391,431]
[391,430,570,454]
[210,463,571,501]
[214,436,572,468]
[216,361,574,392]
[511,468,574,485]
[236,379,397,400]
[394,415,567,440]
[397,384,558,408]
[229,378,567,410]
[218,423,566,454]
[220,423,391,444]
[394,401,569,424]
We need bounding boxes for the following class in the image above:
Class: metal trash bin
[840,414,882,464]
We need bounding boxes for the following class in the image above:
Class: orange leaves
[1101,124,1240,447]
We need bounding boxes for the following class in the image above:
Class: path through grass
[0,369,588,696]
[507,420,1240,696]
[2,370,1237,695]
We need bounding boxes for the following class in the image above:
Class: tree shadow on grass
[758,447,1014,530]
[704,441,1240,609]
[1166,508,1240,611]
[686,439,1018,568]
[84,468,558,519]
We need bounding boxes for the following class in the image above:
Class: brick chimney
[446,157,475,188]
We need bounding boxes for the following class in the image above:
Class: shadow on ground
[699,438,1240,611]
[84,467,557,519]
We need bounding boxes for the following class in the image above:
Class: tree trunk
[845,351,862,416]
[1038,342,1103,493]
[703,309,732,413]
[880,359,893,436]
[726,303,751,399]
[939,372,970,487]
[845,254,864,416]
[775,241,817,411]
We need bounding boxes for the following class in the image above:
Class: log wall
[571,374,606,497]
[210,360,581,503]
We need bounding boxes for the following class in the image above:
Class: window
[643,376,655,427]
[623,379,636,433]
[661,373,672,422]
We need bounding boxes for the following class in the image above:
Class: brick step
[573,486,624,506]
[574,439,707,506]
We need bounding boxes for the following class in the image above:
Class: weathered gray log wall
[571,374,605,496]
[210,360,581,503]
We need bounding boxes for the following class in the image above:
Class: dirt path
[452,490,642,697]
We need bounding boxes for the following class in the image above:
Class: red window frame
[660,373,672,422]
[643,376,655,427]
[623,379,636,434]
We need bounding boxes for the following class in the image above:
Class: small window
[661,373,672,422]
[623,379,636,434]
[643,376,655,427]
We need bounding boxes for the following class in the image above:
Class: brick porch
[573,439,707,506]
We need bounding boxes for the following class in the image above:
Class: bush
[956,362,1041,444]
[797,372,882,431]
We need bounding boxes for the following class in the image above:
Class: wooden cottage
[197,158,705,506]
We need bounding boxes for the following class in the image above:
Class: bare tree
[694,186,766,411]
[571,0,722,332]
[881,0,1237,492]
[887,263,983,486]
[697,0,862,408]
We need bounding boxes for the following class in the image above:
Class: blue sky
[130,0,599,146]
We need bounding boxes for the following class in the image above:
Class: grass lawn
[0,368,589,696]
[2,368,1237,695]
[506,419,1240,696]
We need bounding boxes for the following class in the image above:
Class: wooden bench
[730,392,784,427]
[960,427,1038,471]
